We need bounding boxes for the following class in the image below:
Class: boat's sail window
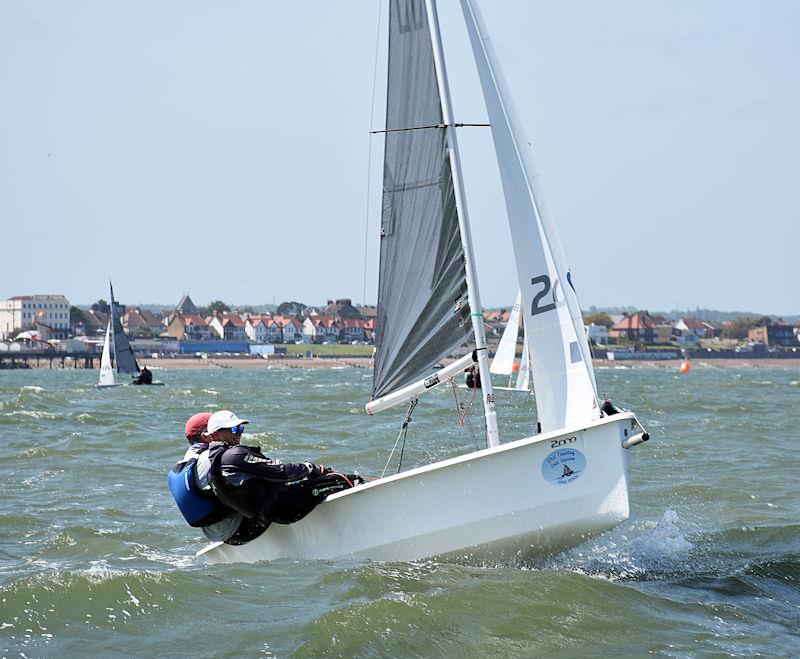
[372,0,472,399]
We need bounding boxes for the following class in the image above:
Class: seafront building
[0,295,71,340]
[2,289,798,360]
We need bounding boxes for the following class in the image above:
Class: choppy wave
[1,366,799,656]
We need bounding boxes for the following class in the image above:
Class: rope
[380,397,417,478]
[361,0,384,307]
[327,472,354,489]
[450,379,480,452]
[370,122,490,134]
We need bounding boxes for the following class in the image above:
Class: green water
[1,366,798,656]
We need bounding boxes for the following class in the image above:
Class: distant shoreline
[5,356,799,372]
[134,356,800,371]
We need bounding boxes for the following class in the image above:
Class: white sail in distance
[490,290,521,376]
[98,321,116,387]
[460,0,598,432]
[515,324,530,391]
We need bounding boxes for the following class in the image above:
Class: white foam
[633,509,694,558]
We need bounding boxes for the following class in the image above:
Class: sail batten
[372,0,472,399]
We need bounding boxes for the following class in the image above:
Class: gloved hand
[305,462,330,478]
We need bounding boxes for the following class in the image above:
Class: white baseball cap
[205,410,250,435]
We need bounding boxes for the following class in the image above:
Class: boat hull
[198,413,636,565]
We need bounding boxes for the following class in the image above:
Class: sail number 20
[529,272,575,317]
[530,275,557,316]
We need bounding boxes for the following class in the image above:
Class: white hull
[199,413,635,565]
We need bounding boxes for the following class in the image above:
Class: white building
[585,323,608,346]
[278,317,304,343]
[0,295,71,340]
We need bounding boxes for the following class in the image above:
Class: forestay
[109,282,140,375]
[372,0,472,399]
[461,0,599,432]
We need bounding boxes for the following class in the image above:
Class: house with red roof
[245,316,274,343]
[302,315,340,343]
[124,308,165,336]
[609,312,659,343]
[339,318,370,343]
[167,314,211,340]
[276,316,304,343]
[208,313,247,341]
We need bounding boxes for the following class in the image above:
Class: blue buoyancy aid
[168,445,232,527]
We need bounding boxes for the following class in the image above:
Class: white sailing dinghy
[95,321,123,389]
[103,281,164,386]
[489,290,532,392]
[199,0,649,565]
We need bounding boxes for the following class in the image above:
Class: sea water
[0,365,798,656]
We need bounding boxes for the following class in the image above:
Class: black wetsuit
[601,400,619,416]
[465,369,481,389]
[207,443,356,529]
[134,368,153,385]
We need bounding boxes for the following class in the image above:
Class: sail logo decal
[541,448,586,485]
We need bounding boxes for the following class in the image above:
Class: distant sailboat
[489,290,532,392]
[97,281,164,387]
[109,282,140,377]
[96,321,122,389]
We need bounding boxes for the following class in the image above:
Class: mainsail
[461,0,598,432]
[109,282,140,375]
[372,0,472,399]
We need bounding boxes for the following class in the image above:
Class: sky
[1,1,798,315]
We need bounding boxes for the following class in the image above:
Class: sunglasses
[225,424,246,435]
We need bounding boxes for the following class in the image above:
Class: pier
[0,350,97,369]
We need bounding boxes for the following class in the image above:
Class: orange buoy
[680,361,691,373]
[511,362,520,373]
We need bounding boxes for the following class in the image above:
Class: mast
[424,0,499,448]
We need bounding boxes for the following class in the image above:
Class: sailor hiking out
[168,410,363,545]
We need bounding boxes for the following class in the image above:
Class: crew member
[203,410,362,534]
[168,412,265,545]
[465,366,481,389]
[134,366,153,385]
[601,399,619,416]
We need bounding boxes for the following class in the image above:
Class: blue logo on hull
[541,448,586,485]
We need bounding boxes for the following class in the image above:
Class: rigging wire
[450,378,481,452]
[361,0,385,308]
[380,397,418,478]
